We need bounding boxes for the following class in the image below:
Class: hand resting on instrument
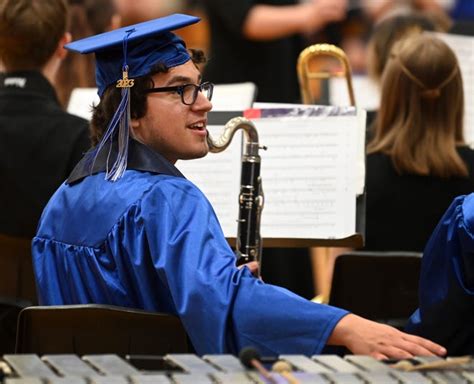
[327,313,447,359]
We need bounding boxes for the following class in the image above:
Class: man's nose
[192,90,213,111]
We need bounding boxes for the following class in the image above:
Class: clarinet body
[207,117,264,268]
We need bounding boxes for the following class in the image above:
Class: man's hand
[303,0,348,34]
[238,261,259,277]
[328,314,447,359]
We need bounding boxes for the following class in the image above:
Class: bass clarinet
[207,117,264,271]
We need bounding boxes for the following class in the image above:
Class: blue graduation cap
[65,14,200,181]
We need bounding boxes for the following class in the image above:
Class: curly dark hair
[90,48,207,145]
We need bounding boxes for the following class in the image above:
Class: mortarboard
[65,14,200,181]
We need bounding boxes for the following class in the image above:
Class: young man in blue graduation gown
[32,14,446,358]
[407,194,474,355]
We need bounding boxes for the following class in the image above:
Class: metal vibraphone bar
[1,353,474,383]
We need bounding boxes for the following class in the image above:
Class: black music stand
[15,304,189,356]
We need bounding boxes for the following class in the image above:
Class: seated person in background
[367,13,441,87]
[365,12,439,128]
[406,193,474,355]
[32,15,446,359]
[365,34,474,252]
[0,0,90,238]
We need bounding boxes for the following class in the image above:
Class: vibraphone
[1,353,474,383]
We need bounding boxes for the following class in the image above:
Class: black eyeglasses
[144,81,214,105]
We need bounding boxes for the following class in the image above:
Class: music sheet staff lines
[178,110,365,241]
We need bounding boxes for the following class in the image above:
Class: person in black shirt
[365,34,474,252]
[0,0,90,238]
[201,0,347,103]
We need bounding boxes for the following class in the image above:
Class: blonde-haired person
[365,34,474,252]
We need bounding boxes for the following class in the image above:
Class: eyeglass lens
[182,83,213,105]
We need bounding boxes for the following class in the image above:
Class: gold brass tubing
[297,43,356,106]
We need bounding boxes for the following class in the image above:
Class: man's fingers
[375,346,413,360]
[238,261,259,275]
[400,334,447,356]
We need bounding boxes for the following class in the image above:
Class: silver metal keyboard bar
[171,373,214,384]
[210,372,254,384]
[424,371,468,384]
[4,379,44,384]
[3,355,57,378]
[279,354,331,374]
[344,355,392,372]
[323,372,365,383]
[129,374,171,383]
[390,370,432,384]
[164,354,218,374]
[312,355,362,373]
[88,376,129,384]
[82,355,138,375]
[357,371,399,383]
[202,354,246,373]
[42,355,98,377]
[46,378,87,384]
[291,372,328,383]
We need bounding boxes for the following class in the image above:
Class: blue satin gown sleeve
[406,193,474,354]
[142,178,349,355]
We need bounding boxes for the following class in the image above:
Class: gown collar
[67,139,185,184]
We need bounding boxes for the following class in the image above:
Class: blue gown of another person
[406,194,474,355]
[32,140,348,355]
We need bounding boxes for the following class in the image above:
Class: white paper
[256,116,359,239]
[177,111,364,240]
[434,32,474,147]
[176,125,242,234]
[67,87,99,120]
[329,75,380,111]
[211,82,257,111]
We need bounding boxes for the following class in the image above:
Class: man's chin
[180,148,209,161]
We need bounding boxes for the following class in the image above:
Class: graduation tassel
[106,83,131,181]
[87,81,131,181]
[88,29,136,181]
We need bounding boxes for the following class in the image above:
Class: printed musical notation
[256,116,362,239]
[177,109,366,242]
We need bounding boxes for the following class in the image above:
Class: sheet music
[329,75,380,111]
[256,116,359,239]
[211,82,257,111]
[177,110,364,240]
[252,103,366,196]
[176,125,242,234]
[434,32,474,147]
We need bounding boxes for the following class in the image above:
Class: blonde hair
[367,34,466,178]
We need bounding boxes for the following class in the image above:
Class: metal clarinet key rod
[207,117,265,274]
[2,353,474,383]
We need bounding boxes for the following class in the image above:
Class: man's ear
[56,32,72,60]
[131,119,140,129]
[130,119,142,141]
[130,118,142,139]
